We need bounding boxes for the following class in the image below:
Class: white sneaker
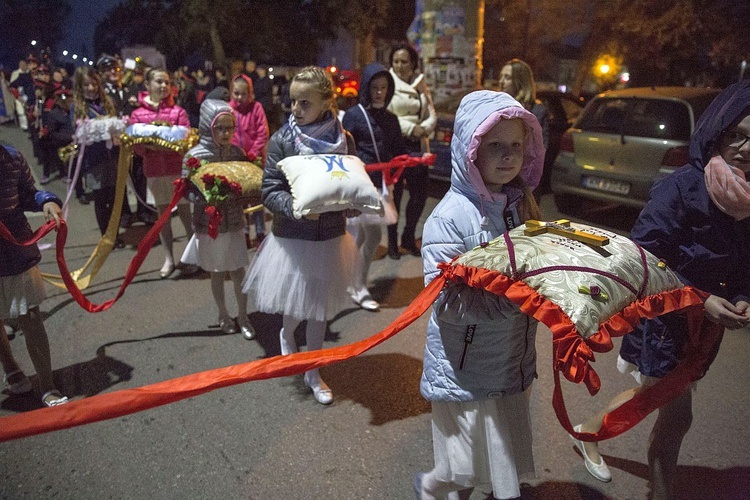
[571,424,612,482]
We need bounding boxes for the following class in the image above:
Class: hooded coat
[129,91,190,178]
[229,74,269,164]
[342,63,406,187]
[620,80,750,378]
[183,99,248,234]
[387,69,437,149]
[420,90,545,401]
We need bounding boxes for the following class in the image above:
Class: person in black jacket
[38,89,74,183]
[342,62,407,311]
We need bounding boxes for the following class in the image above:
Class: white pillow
[75,116,128,145]
[125,124,190,142]
[277,154,384,219]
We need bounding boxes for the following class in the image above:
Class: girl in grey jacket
[415,91,545,499]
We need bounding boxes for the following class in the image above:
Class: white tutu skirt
[0,266,46,319]
[430,388,535,499]
[146,175,187,206]
[242,233,356,322]
[181,230,249,272]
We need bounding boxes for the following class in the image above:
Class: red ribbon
[365,153,435,185]
[204,205,222,239]
[0,179,188,313]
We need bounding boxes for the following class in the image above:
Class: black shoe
[78,194,91,205]
[120,214,133,229]
[137,212,158,225]
[113,238,126,249]
[401,239,421,257]
[387,247,401,260]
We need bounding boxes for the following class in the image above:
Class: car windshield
[579,97,692,141]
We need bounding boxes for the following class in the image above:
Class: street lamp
[599,64,610,75]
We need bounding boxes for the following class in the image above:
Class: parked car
[550,86,720,213]
[428,89,585,182]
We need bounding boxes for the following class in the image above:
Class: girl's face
[82,75,99,100]
[720,113,750,173]
[475,118,525,192]
[498,65,517,96]
[392,49,415,83]
[289,81,330,126]
[147,71,171,102]
[369,75,389,108]
[212,113,236,146]
[232,80,252,105]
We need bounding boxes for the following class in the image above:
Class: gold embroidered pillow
[276,154,383,219]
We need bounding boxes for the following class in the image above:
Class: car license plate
[581,176,631,195]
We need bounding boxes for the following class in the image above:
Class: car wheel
[553,193,581,215]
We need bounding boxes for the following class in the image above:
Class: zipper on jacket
[520,315,530,386]
[458,324,476,370]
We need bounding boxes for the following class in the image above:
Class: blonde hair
[292,66,335,102]
[503,59,537,110]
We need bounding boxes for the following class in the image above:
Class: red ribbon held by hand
[366,153,436,186]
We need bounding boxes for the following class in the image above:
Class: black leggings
[93,186,116,235]
[387,163,429,249]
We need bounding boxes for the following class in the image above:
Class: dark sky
[61,0,122,56]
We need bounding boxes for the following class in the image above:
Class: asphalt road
[1,122,748,499]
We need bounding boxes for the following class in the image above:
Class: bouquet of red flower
[201,173,243,239]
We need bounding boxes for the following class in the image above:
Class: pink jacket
[129,91,190,177]
[229,74,269,164]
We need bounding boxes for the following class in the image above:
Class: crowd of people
[2,45,749,500]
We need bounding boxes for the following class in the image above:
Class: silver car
[550,87,720,212]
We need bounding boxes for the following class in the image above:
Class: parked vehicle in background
[429,89,585,182]
[551,86,720,213]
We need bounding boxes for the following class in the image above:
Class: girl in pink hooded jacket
[230,74,269,242]
[129,68,193,278]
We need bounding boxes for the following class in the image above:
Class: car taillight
[661,146,689,167]
[559,130,574,153]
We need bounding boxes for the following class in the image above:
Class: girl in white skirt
[242,67,357,405]
[417,90,546,498]
[0,144,69,407]
[181,99,254,340]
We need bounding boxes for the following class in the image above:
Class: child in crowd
[242,66,357,405]
[342,62,407,311]
[0,143,69,407]
[129,68,193,278]
[415,90,545,499]
[181,99,255,340]
[229,74,269,244]
[71,66,124,247]
[573,81,750,499]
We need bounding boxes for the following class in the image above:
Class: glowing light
[72,54,78,60]
[599,64,610,74]
[63,50,68,56]
[89,61,94,66]
[82,57,88,62]
[31,40,37,46]
[620,72,630,83]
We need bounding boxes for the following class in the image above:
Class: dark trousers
[93,186,116,235]
[387,163,429,250]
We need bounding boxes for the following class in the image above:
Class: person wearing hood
[230,73,270,246]
[572,81,750,498]
[386,43,437,259]
[342,63,407,311]
[181,99,255,340]
[414,90,544,499]
[129,68,192,279]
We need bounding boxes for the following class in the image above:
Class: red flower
[246,152,257,162]
[201,173,216,185]
[229,181,242,195]
[186,157,201,170]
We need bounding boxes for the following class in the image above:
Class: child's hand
[42,202,63,228]
[343,209,361,218]
[704,295,750,329]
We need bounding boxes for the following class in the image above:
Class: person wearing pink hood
[129,68,193,278]
[230,73,269,243]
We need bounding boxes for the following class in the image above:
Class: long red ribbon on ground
[0,275,445,442]
[0,179,187,312]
